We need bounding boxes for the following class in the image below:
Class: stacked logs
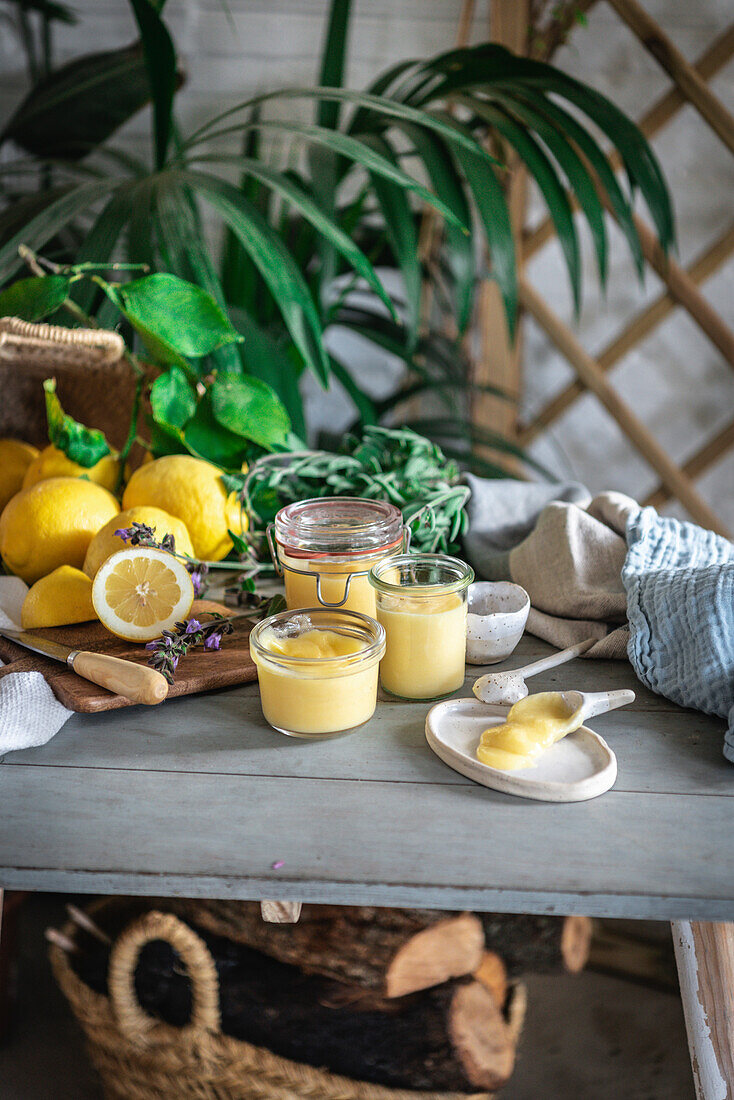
[162,901,592,1094]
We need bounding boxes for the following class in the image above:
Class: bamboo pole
[519,278,730,535]
[632,214,734,368]
[531,0,599,61]
[645,420,734,510]
[607,0,734,157]
[518,224,734,444]
[470,0,529,473]
[523,24,734,261]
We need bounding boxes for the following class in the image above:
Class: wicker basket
[50,899,514,1100]
[0,317,144,451]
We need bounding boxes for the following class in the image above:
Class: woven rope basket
[0,317,143,451]
[50,900,515,1100]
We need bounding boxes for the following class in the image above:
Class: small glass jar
[249,607,386,738]
[369,554,474,700]
[269,497,405,617]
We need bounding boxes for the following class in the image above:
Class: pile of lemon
[0,440,246,641]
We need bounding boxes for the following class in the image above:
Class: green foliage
[0,0,675,472]
[128,0,177,169]
[0,264,290,471]
[43,379,112,467]
[1,44,154,160]
[244,425,470,555]
[210,373,290,450]
[0,273,70,319]
[100,272,243,368]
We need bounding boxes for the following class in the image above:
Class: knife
[0,628,169,706]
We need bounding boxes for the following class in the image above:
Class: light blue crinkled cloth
[623,505,734,762]
[463,475,734,761]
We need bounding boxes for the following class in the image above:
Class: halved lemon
[92,547,195,642]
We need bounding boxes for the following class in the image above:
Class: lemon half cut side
[92,547,195,642]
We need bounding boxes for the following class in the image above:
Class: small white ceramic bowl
[466,581,530,665]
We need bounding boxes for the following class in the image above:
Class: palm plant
[0,0,673,471]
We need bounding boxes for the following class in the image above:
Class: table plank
[6,646,729,798]
[1,764,732,920]
[2,639,731,920]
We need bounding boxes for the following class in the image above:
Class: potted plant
[0,0,673,471]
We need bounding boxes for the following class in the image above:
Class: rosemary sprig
[239,426,471,557]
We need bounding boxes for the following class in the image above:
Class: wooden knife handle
[70,651,169,705]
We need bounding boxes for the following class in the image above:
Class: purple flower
[204,633,222,650]
[185,619,202,634]
[189,569,203,595]
[114,527,133,541]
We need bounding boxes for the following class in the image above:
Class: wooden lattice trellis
[469,0,734,537]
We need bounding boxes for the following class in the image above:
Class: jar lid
[274,497,403,556]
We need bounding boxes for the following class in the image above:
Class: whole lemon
[83,505,195,578]
[0,439,39,512]
[21,565,96,629]
[23,443,120,493]
[0,477,119,584]
[122,455,246,562]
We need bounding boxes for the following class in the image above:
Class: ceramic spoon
[473,636,597,705]
[551,688,636,728]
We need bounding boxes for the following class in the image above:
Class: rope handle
[0,317,124,365]
[108,910,221,1046]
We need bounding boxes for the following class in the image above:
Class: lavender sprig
[145,615,235,683]
[114,521,176,554]
[115,521,208,595]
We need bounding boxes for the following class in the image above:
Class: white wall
[1,0,732,525]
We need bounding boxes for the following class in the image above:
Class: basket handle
[108,910,221,1045]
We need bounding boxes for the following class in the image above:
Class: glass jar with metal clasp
[268,497,408,617]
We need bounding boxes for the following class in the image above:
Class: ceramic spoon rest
[425,698,617,803]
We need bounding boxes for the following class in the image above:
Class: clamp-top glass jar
[269,497,405,618]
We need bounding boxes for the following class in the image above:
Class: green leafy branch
[0,255,294,484]
[243,425,472,556]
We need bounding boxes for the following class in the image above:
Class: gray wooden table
[0,635,732,1096]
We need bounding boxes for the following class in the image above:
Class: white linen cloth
[0,576,73,755]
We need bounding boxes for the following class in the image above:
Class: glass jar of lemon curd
[370,553,474,700]
[250,608,386,738]
[269,497,406,617]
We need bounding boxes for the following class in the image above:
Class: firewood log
[474,951,509,1008]
[479,913,592,975]
[173,900,485,998]
[125,937,520,1094]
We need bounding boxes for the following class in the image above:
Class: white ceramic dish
[425,697,617,803]
[466,581,530,665]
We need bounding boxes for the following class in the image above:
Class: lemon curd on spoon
[477,692,584,771]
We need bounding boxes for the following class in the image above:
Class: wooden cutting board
[0,600,257,713]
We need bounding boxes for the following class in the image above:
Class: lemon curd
[250,609,386,738]
[477,692,582,771]
[271,498,404,617]
[280,548,388,618]
[370,554,474,700]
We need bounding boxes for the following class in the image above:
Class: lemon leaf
[0,275,71,321]
[43,379,112,467]
[150,366,197,429]
[210,372,290,450]
[100,272,243,365]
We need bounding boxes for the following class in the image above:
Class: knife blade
[0,627,169,706]
[1,626,76,665]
